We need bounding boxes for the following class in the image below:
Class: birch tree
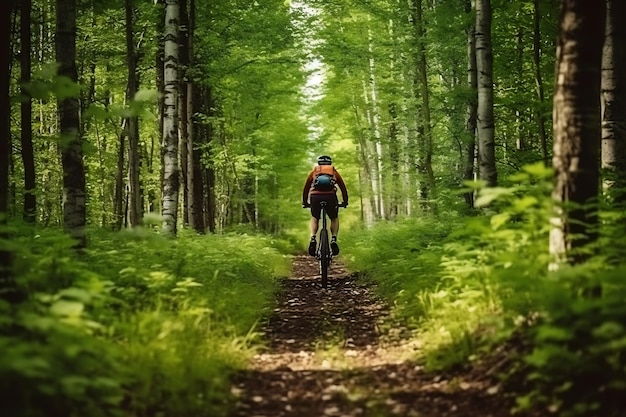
[179,0,190,226]
[475,0,497,187]
[125,0,142,227]
[601,0,626,204]
[550,0,605,265]
[161,0,180,236]
[366,29,385,219]
[57,0,87,248]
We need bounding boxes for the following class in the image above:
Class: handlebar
[302,202,348,208]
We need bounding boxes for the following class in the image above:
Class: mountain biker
[302,155,348,257]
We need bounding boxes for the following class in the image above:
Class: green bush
[1,229,124,417]
[2,225,291,417]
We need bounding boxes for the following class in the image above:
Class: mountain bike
[315,201,346,288]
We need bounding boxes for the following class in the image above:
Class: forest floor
[229,254,526,417]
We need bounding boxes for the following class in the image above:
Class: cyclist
[302,155,348,257]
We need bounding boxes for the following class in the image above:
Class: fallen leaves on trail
[229,255,520,417]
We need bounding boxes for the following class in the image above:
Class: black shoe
[308,238,317,256]
[330,239,339,256]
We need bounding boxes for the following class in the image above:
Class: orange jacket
[302,165,348,204]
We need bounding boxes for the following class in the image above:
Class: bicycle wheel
[319,228,330,288]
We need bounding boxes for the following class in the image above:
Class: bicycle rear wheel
[319,228,329,288]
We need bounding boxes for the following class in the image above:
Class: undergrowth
[344,163,626,416]
[1,226,292,417]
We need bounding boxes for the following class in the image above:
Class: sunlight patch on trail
[249,338,422,372]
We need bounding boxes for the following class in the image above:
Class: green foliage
[2,226,290,417]
[347,162,626,415]
[342,215,454,322]
[1,227,124,417]
[512,266,626,417]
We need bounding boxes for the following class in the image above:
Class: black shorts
[310,194,339,220]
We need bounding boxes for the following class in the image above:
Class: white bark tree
[126,0,142,227]
[161,0,181,236]
[475,0,497,187]
[601,0,626,203]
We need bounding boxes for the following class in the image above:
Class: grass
[2,224,293,417]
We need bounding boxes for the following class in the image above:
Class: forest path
[229,255,514,417]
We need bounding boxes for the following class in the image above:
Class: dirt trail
[229,255,516,417]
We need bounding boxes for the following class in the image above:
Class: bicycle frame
[317,201,332,288]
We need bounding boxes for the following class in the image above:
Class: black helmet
[317,155,332,165]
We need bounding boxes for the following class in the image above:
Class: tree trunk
[187,0,205,233]
[126,0,142,227]
[464,0,477,209]
[410,0,436,209]
[113,122,126,230]
[388,102,400,218]
[601,0,626,204]
[179,0,190,227]
[550,0,605,266]
[366,30,385,219]
[188,85,205,233]
[21,0,36,223]
[204,157,216,233]
[351,100,376,226]
[56,0,86,248]
[361,77,383,220]
[533,0,549,166]
[0,0,16,301]
[153,0,165,216]
[475,0,497,187]
[161,0,180,236]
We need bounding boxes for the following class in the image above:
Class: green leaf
[51,75,82,100]
[513,196,538,212]
[535,325,573,342]
[522,162,553,178]
[490,212,510,230]
[50,300,84,317]
[58,288,92,303]
[592,321,624,340]
[475,187,514,207]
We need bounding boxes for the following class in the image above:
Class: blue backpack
[313,165,336,191]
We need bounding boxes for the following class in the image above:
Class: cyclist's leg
[310,217,319,236]
[325,194,339,235]
[325,194,340,255]
[330,217,339,236]
[309,195,323,256]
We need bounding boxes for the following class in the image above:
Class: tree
[161,0,180,236]
[533,0,549,166]
[57,0,87,248]
[21,0,36,223]
[464,0,477,208]
[186,0,205,233]
[178,0,190,227]
[475,0,497,187]
[410,0,436,209]
[126,0,142,227]
[550,0,605,265]
[601,0,626,204]
[0,0,15,299]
